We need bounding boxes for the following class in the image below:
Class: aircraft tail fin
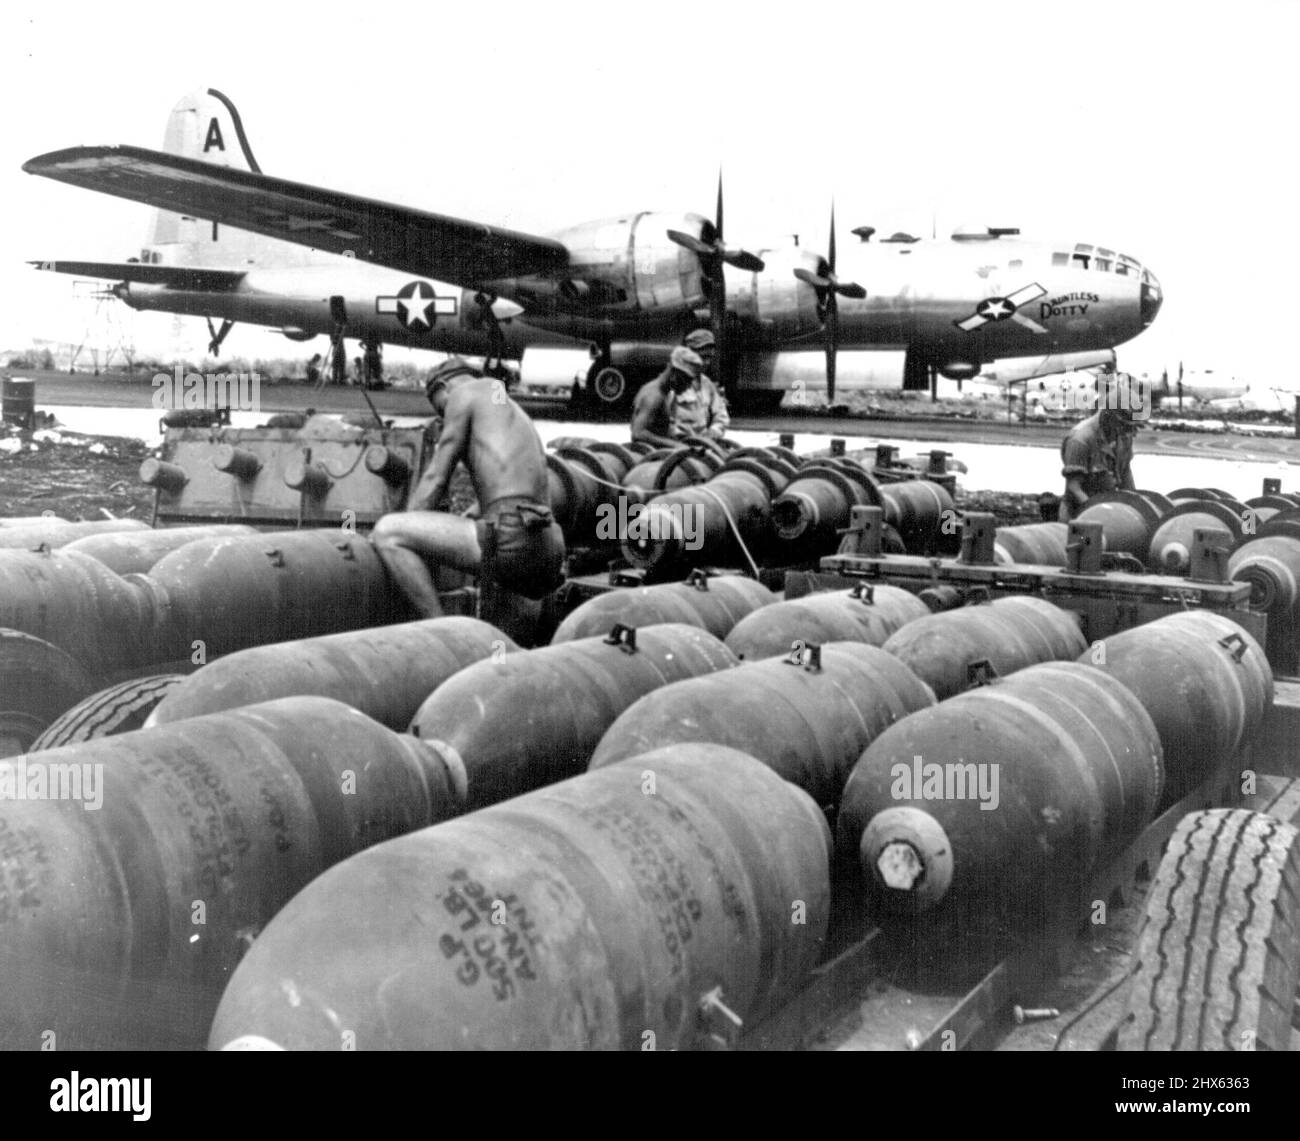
[147,89,307,269]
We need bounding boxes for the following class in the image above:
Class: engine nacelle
[280,328,314,342]
[606,342,674,373]
[938,361,980,380]
[728,247,825,343]
[540,212,711,316]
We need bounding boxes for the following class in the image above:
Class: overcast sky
[1,0,1295,380]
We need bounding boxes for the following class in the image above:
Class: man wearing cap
[674,329,731,440]
[630,346,702,448]
[372,357,564,618]
[1057,405,1138,522]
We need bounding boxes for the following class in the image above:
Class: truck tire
[1117,808,1300,1052]
[29,674,185,752]
[1244,775,1300,827]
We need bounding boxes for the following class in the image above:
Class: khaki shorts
[476,498,566,599]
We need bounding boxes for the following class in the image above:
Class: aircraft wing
[23,145,571,287]
[30,260,246,291]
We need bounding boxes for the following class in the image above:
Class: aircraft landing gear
[206,317,234,357]
[473,293,510,380]
[328,296,348,386]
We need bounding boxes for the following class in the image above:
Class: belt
[481,496,554,529]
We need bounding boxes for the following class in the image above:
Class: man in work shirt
[1057,405,1137,522]
[630,346,702,448]
[673,329,731,440]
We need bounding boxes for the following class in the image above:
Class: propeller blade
[828,202,837,276]
[716,171,724,242]
[722,248,765,273]
[667,229,712,256]
[712,270,728,397]
[825,293,838,407]
[835,281,867,300]
[793,267,831,290]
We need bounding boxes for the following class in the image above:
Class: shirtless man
[371,358,565,617]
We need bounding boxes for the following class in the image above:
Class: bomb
[208,746,831,1051]
[0,697,464,1050]
[553,573,776,644]
[411,623,738,811]
[591,642,935,808]
[838,662,1162,936]
[723,583,929,661]
[880,595,1087,700]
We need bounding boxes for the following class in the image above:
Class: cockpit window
[1052,252,1069,266]
[1072,253,1091,270]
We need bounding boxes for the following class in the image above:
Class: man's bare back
[409,377,549,511]
[373,370,564,619]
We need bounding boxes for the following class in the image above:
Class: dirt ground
[0,426,155,521]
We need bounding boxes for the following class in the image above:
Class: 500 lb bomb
[141,529,405,661]
[839,662,1163,933]
[993,522,1069,566]
[0,548,152,675]
[0,518,150,551]
[881,595,1087,700]
[208,746,831,1051]
[147,617,516,730]
[411,623,739,811]
[770,462,881,554]
[723,583,930,661]
[62,524,257,575]
[0,697,465,1050]
[546,444,646,543]
[553,573,777,643]
[591,643,935,809]
[1080,611,1271,807]
[621,458,792,577]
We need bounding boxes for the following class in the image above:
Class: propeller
[792,203,866,406]
[665,176,766,274]
[667,174,766,396]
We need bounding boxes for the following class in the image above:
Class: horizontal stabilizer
[24,145,571,287]
[30,260,246,291]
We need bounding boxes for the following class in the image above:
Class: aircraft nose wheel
[587,364,629,410]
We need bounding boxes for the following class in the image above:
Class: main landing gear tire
[585,364,630,412]
[1117,808,1300,1052]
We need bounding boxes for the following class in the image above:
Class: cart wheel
[1117,808,1300,1051]
[29,674,185,752]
